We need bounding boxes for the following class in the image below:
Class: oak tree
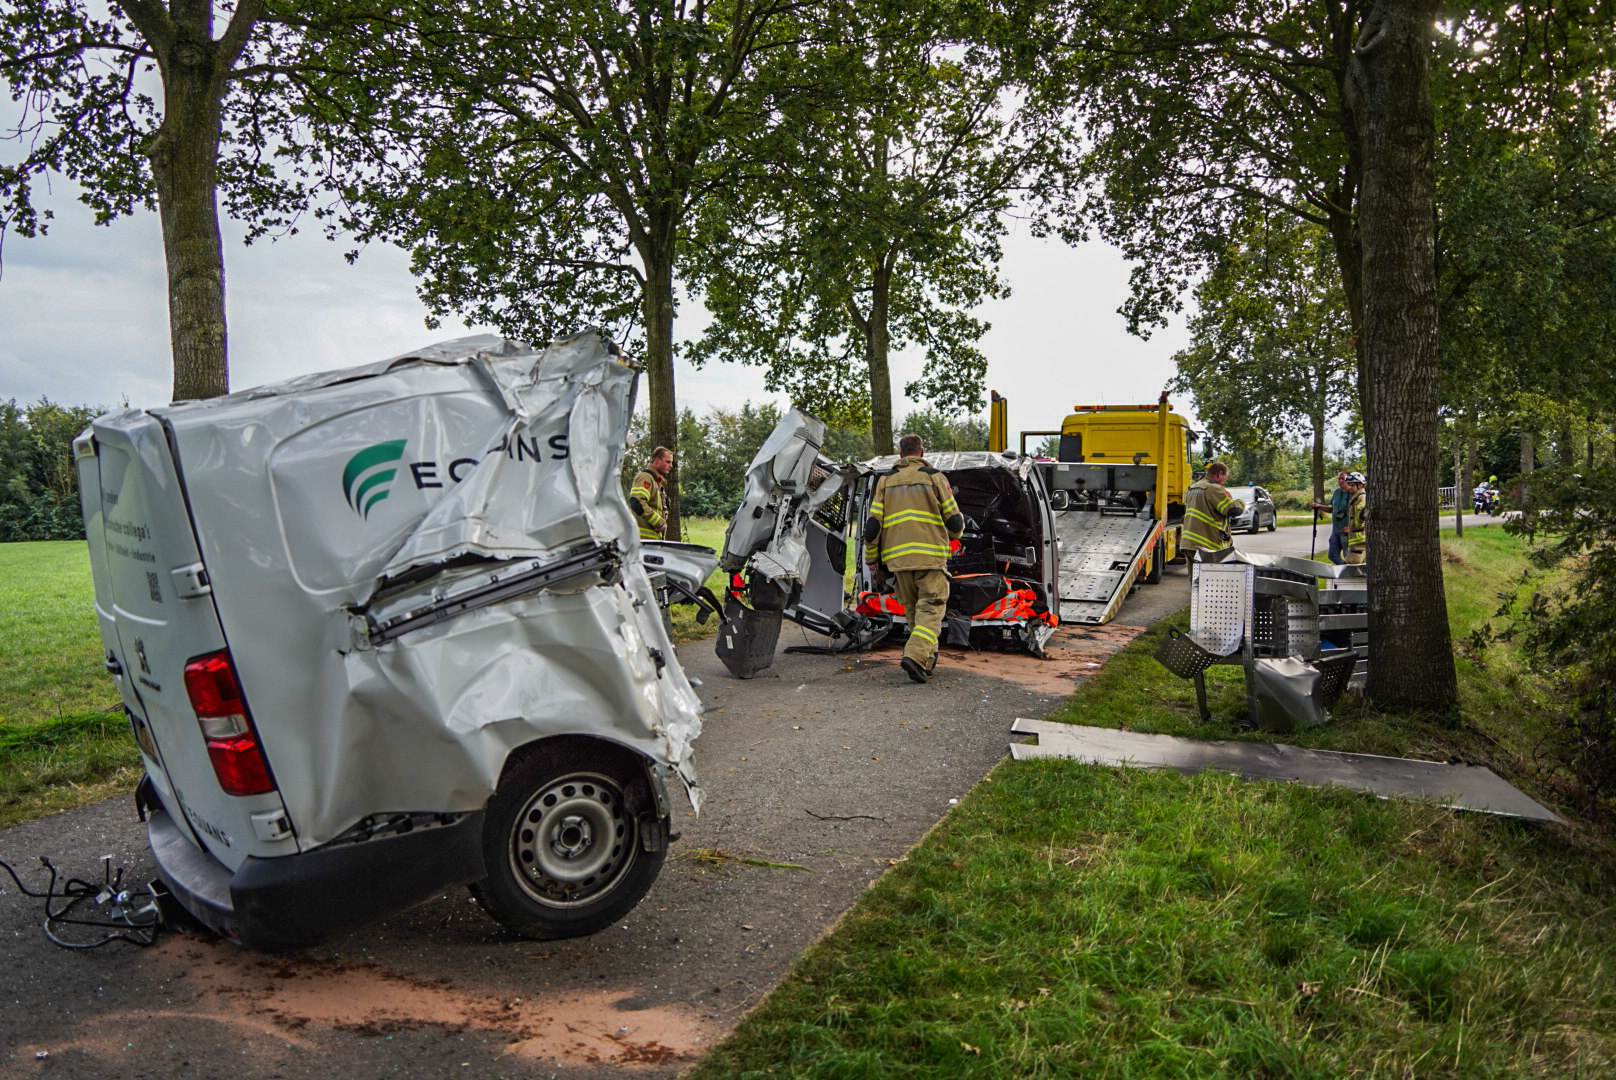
[687,2,1057,453]
[298,0,842,537]
[1171,216,1356,503]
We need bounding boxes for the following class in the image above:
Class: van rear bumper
[148,807,486,949]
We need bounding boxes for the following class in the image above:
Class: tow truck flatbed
[1055,508,1166,625]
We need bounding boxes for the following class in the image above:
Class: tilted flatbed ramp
[1055,509,1164,625]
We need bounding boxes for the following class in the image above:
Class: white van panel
[80,413,294,870]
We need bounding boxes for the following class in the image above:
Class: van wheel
[471,742,665,940]
[1145,534,1165,584]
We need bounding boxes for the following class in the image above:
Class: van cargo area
[75,332,711,948]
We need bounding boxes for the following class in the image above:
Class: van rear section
[75,411,310,937]
[74,333,707,948]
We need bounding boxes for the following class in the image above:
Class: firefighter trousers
[895,568,950,670]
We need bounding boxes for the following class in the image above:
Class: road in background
[1228,513,1509,559]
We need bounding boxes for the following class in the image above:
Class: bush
[1500,465,1616,792]
[0,399,102,543]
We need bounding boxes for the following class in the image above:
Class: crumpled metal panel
[1250,656,1329,731]
[721,408,861,598]
[156,331,703,855]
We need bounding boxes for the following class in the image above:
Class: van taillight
[183,650,275,796]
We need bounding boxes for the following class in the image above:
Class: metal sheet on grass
[1008,718,1563,823]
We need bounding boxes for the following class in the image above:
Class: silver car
[1226,485,1278,533]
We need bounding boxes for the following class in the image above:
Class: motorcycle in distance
[1473,484,1500,516]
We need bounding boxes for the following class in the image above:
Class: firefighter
[864,433,964,684]
[1343,471,1368,564]
[1183,460,1246,555]
[629,446,672,540]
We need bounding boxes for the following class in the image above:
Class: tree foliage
[297,0,848,537]
[688,1,1058,453]
[1498,466,1616,792]
[1171,216,1356,501]
[0,397,100,541]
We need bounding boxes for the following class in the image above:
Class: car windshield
[1225,486,1257,503]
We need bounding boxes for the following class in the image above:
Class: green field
[0,541,140,827]
[691,528,1616,1078]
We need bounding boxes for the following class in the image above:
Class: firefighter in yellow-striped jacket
[863,434,965,684]
[1183,460,1246,555]
[629,446,673,540]
[1343,471,1368,564]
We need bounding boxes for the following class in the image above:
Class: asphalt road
[0,570,1187,1079]
[1230,512,1509,559]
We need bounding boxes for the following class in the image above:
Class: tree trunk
[867,258,894,456]
[1520,428,1534,475]
[1557,422,1572,469]
[147,7,231,402]
[642,250,681,538]
[1325,0,1368,437]
[864,130,895,457]
[1452,428,1463,538]
[1310,405,1327,504]
[1463,426,1476,495]
[1345,0,1457,714]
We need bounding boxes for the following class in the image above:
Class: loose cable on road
[0,854,165,949]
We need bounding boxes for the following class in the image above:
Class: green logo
[342,440,408,519]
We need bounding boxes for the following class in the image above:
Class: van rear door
[79,412,295,870]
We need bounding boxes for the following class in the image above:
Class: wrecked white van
[75,332,711,948]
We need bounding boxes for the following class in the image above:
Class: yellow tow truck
[991,390,1197,625]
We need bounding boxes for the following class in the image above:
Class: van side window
[1058,433,1082,461]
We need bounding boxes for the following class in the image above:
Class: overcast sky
[0,188,1195,440]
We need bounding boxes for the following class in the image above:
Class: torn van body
[716,412,1060,678]
[76,331,711,948]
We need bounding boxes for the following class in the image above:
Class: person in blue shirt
[1311,471,1352,565]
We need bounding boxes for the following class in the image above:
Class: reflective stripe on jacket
[629,468,665,540]
[1183,477,1245,551]
[865,457,963,571]
[1347,492,1367,551]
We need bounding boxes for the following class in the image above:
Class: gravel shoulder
[0,570,1183,1078]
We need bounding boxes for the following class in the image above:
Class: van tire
[471,740,665,940]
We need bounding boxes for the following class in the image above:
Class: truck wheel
[1145,534,1165,584]
[471,741,665,940]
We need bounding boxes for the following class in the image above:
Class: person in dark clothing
[1312,471,1352,565]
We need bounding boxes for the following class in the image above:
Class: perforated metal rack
[1167,550,1368,725]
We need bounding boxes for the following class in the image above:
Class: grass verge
[689,526,1616,1078]
[0,541,142,830]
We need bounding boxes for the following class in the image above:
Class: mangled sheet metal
[716,410,869,677]
[157,331,705,850]
[721,408,860,602]
[1010,718,1564,823]
[717,412,1062,674]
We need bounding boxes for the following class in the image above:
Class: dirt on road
[0,567,1185,1078]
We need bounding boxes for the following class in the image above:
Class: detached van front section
[76,333,707,948]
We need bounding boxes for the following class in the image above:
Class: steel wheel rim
[509,771,635,909]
